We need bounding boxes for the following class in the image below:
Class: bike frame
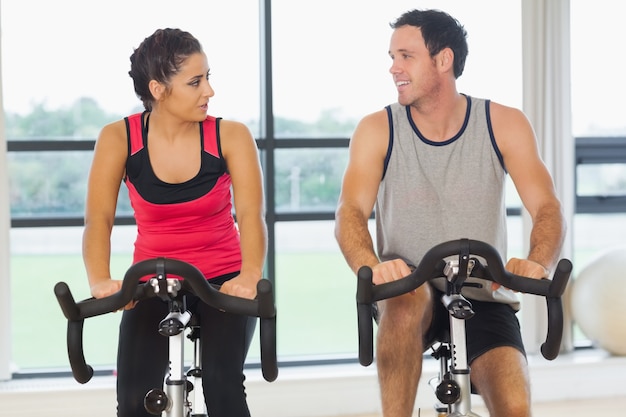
[55,257,278,417]
[429,259,482,417]
[144,277,205,417]
[355,238,572,417]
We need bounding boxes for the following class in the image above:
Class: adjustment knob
[436,380,461,404]
[144,388,170,415]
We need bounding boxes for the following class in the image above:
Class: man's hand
[492,257,549,291]
[371,259,413,286]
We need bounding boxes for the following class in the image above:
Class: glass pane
[506,176,523,210]
[271,0,522,137]
[8,151,90,218]
[576,163,626,196]
[11,226,135,370]
[1,0,260,138]
[275,220,364,358]
[506,215,524,260]
[275,148,348,213]
[573,214,626,274]
[8,151,133,219]
[571,213,626,346]
[571,0,626,136]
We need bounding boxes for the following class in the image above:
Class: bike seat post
[187,318,207,417]
[166,333,187,417]
[442,258,482,417]
[158,294,192,417]
[448,315,476,417]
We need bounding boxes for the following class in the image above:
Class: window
[3,0,526,375]
[2,0,260,373]
[570,0,626,346]
[271,0,522,136]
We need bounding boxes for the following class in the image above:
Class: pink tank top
[124,112,241,280]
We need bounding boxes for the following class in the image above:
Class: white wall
[0,0,14,381]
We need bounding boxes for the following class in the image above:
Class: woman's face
[158,52,215,121]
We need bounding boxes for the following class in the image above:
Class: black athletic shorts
[424,287,526,364]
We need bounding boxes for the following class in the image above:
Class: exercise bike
[54,257,278,417]
[356,238,572,417]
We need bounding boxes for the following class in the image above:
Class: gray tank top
[375,95,519,307]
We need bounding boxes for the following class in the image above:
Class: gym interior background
[1,0,625,416]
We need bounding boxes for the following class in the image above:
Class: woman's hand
[219,274,259,300]
[90,279,136,310]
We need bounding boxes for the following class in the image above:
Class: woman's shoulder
[96,118,130,151]
[100,118,128,137]
[216,118,250,131]
[215,118,254,143]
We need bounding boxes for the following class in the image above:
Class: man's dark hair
[391,9,468,78]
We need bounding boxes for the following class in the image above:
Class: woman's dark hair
[391,9,468,79]
[128,28,203,111]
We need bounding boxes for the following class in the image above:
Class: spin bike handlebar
[54,257,278,384]
[356,239,572,366]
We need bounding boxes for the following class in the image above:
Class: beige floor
[339,395,626,416]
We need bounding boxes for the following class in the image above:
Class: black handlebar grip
[56,257,280,384]
[538,259,572,360]
[54,282,81,321]
[540,297,564,360]
[354,239,574,366]
[357,266,374,366]
[67,319,93,384]
[257,279,278,382]
[257,279,275,319]
[156,259,260,317]
[549,259,573,298]
[260,315,277,382]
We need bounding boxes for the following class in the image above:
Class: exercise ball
[570,247,626,355]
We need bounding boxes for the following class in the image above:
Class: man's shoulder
[487,100,527,124]
[358,107,392,127]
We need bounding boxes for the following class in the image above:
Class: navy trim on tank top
[380,95,507,182]
[485,99,507,172]
[382,106,395,181]
[406,94,472,146]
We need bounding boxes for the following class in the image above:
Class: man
[334,9,565,417]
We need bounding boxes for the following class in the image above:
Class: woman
[82,28,267,417]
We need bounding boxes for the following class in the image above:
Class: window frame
[575,136,626,214]
[5,0,620,379]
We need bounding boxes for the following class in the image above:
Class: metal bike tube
[165,331,186,417]
[191,334,207,417]
[448,316,482,417]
